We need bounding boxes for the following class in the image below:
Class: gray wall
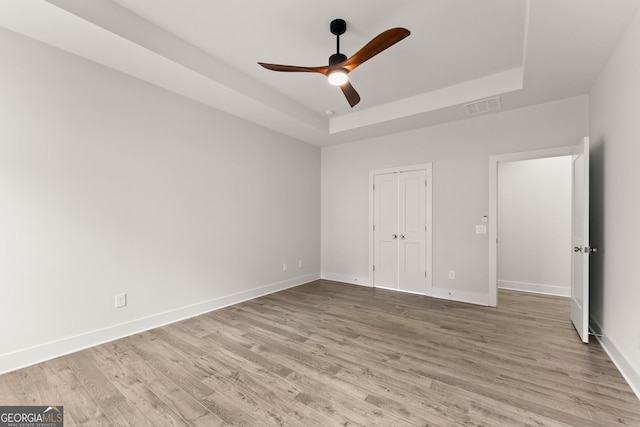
[0,28,321,373]
[322,95,588,305]
[589,6,640,396]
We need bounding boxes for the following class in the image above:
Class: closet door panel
[399,170,426,293]
[373,173,399,289]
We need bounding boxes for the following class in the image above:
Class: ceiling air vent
[463,96,502,116]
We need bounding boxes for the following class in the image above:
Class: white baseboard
[374,285,428,295]
[0,273,320,375]
[321,271,372,287]
[321,273,489,306]
[498,280,570,297]
[590,316,640,401]
[430,287,490,306]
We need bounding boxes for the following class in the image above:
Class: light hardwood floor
[1,280,639,426]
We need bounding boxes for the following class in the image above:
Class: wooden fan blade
[342,27,410,72]
[340,81,361,107]
[258,62,329,75]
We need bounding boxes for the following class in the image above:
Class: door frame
[369,163,433,294]
[488,146,575,307]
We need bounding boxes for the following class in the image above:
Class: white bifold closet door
[373,170,426,293]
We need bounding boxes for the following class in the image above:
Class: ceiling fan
[258,19,410,108]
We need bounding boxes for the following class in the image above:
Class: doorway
[497,156,573,297]
[488,146,575,307]
[489,140,591,343]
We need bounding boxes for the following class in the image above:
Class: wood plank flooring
[1,280,639,426]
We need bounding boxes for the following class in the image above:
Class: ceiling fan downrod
[329,18,347,66]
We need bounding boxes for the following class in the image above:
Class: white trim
[590,316,640,400]
[0,273,320,375]
[488,145,575,307]
[321,278,487,305]
[320,271,372,287]
[369,163,433,295]
[425,166,434,296]
[430,287,490,306]
[374,286,426,296]
[498,280,570,297]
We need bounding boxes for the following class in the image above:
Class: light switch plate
[476,225,487,234]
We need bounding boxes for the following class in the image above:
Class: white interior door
[571,137,590,343]
[399,170,426,293]
[373,173,399,289]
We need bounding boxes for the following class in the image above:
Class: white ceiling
[1,0,639,146]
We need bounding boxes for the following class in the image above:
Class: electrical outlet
[448,270,455,279]
[298,260,303,269]
[282,263,288,272]
[115,293,126,308]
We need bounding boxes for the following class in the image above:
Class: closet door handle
[392,234,398,239]
[400,235,405,239]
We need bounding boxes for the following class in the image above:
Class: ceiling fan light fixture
[327,68,349,86]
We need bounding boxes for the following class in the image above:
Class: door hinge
[373,184,375,191]
[373,224,376,231]
[373,265,376,271]
[425,271,427,278]
[425,179,427,187]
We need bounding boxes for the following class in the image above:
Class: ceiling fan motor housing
[329,53,347,66]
